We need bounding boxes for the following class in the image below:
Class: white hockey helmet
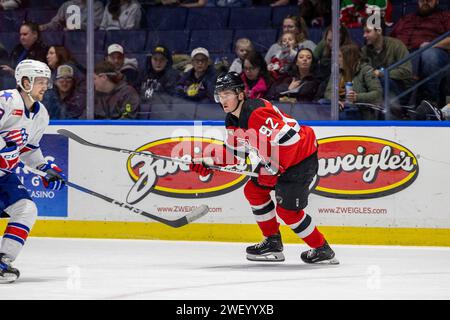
[15,59,52,92]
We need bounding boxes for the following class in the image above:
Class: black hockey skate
[0,254,20,284]
[301,241,339,265]
[246,232,285,262]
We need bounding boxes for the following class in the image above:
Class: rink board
[7,121,450,246]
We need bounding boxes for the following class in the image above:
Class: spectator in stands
[267,48,320,103]
[361,18,414,105]
[324,43,383,119]
[0,0,21,10]
[46,45,86,86]
[0,22,49,76]
[161,0,207,7]
[40,0,104,31]
[313,25,353,99]
[229,38,254,75]
[100,0,142,31]
[175,47,217,103]
[140,45,180,104]
[0,42,10,89]
[241,51,271,99]
[217,0,251,6]
[390,0,450,104]
[340,0,393,28]
[43,65,86,119]
[105,43,139,89]
[299,0,332,27]
[265,15,316,64]
[94,61,140,119]
[267,31,299,80]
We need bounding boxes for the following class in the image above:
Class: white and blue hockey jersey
[0,89,49,176]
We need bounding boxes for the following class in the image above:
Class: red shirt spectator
[390,6,450,51]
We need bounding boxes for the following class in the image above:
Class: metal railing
[383,30,450,119]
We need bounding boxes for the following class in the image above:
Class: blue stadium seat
[228,7,272,29]
[27,0,62,9]
[392,4,404,22]
[186,7,230,30]
[40,31,64,46]
[148,103,196,120]
[145,7,188,31]
[128,53,148,72]
[348,28,364,47]
[146,30,190,54]
[0,10,26,32]
[71,53,105,68]
[271,5,299,28]
[0,32,19,53]
[233,29,278,53]
[64,31,105,54]
[308,28,324,45]
[26,9,57,25]
[404,3,417,15]
[105,30,147,53]
[189,30,233,53]
[290,103,331,120]
[195,103,225,120]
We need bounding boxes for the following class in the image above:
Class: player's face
[217,90,239,113]
[30,77,49,101]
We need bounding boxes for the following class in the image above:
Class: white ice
[1,237,449,300]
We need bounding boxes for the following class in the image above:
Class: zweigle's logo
[126,137,249,202]
[314,136,419,199]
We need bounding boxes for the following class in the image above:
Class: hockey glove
[37,161,66,190]
[0,142,20,171]
[256,163,284,188]
[189,157,214,177]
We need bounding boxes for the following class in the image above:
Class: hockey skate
[301,241,339,265]
[0,254,20,284]
[246,232,285,262]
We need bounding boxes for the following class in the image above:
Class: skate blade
[0,273,18,284]
[246,252,285,262]
[308,257,340,265]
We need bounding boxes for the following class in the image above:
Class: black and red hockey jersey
[217,98,317,171]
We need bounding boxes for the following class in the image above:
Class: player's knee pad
[276,206,305,226]
[244,180,271,205]
[4,199,38,228]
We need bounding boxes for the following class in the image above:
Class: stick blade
[186,204,209,224]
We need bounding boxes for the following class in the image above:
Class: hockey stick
[57,128,258,177]
[25,166,209,228]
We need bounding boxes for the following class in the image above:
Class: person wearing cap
[93,61,140,119]
[140,45,179,104]
[175,47,217,103]
[106,43,140,89]
[43,64,86,119]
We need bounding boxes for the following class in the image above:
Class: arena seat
[186,7,230,30]
[189,29,233,53]
[146,30,190,54]
[105,30,147,53]
[228,7,272,29]
[145,7,188,31]
[233,29,278,53]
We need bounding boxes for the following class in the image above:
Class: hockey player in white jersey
[0,59,66,283]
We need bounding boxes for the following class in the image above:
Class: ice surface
[1,237,449,300]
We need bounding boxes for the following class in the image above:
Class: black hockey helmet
[214,72,245,103]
